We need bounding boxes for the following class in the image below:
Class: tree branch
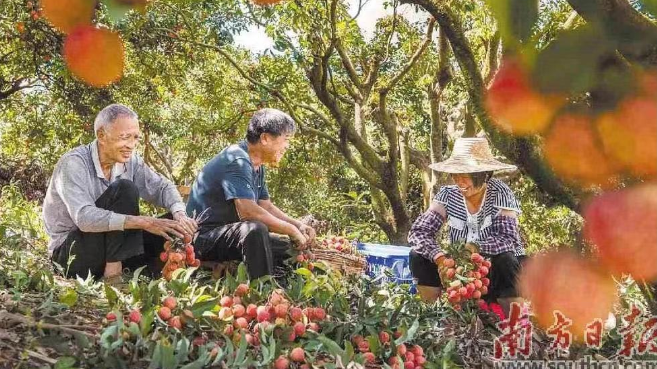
[297,104,334,129]
[364,57,381,91]
[335,40,364,93]
[463,103,478,137]
[383,0,400,64]
[177,142,198,184]
[428,28,451,171]
[376,20,437,168]
[245,1,269,28]
[375,94,399,166]
[382,18,435,94]
[299,124,341,146]
[398,126,411,203]
[0,78,31,100]
[159,28,282,103]
[566,0,657,66]
[295,105,384,189]
[0,310,97,340]
[409,147,430,170]
[350,0,370,21]
[147,140,174,179]
[142,124,166,177]
[329,0,366,94]
[336,129,386,189]
[0,50,17,64]
[562,10,580,30]
[483,30,500,86]
[165,25,390,199]
[157,2,196,38]
[328,65,359,103]
[306,45,385,172]
[370,188,396,238]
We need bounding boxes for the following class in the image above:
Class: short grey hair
[246,108,296,144]
[94,103,138,137]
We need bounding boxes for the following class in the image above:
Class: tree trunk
[463,103,477,137]
[398,125,411,204]
[426,28,452,201]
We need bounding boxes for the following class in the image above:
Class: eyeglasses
[112,133,141,143]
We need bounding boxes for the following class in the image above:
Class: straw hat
[429,137,517,174]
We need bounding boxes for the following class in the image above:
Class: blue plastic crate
[356,243,415,291]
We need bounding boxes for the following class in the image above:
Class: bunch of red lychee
[320,236,355,254]
[105,308,147,341]
[351,333,380,363]
[273,347,313,369]
[214,286,327,350]
[105,309,142,325]
[294,249,316,264]
[387,344,427,369]
[442,252,491,308]
[160,235,200,280]
[156,296,196,330]
[350,332,428,368]
[106,306,164,328]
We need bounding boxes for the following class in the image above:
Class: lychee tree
[0,0,257,185]
[159,0,619,243]
[163,0,491,244]
[0,0,62,102]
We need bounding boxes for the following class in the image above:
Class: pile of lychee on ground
[94,239,511,368]
[105,278,434,369]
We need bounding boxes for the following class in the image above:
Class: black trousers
[51,179,147,279]
[409,250,526,302]
[194,221,292,280]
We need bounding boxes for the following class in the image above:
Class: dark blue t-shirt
[186,141,269,226]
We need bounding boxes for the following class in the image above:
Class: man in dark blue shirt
[187,108,316,279]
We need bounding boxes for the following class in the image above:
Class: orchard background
[0,0,656,368]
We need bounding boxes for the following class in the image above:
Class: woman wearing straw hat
[408,137,526,315]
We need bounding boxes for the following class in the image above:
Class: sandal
[102,274,129,291]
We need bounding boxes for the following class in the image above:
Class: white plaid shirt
[408,178,525,260]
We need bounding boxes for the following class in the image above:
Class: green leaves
[190,295,217,317]
[295,267,313,277]
[366,335,381,356]
[58,288,78,308]
[140,309,154,336]
[100,324,123,353]
[175,336,191,364]
[236,263,250,284]
[259,333,277,364]
[486,0,538,43]
[641,0,657,17]
[532,26,614,95]
[100,0,148,23]
[101,0,133,23]
[234,334,249,366]
[316,335,347,363]
[54,356,77,369]
[344,341,355,361]
[150,338,188,369]
[179,354,209,369]
[393,319,419,346]
[104,283,119,308]
[160,341,177,369]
